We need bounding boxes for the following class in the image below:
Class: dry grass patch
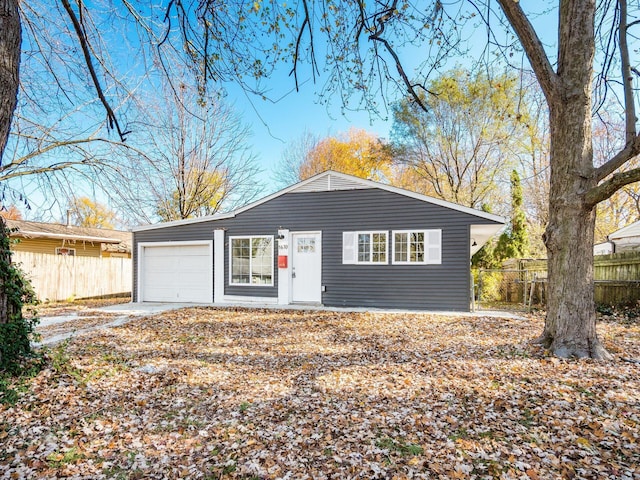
[1,307,639,479]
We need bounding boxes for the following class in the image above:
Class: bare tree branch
[618,0,637,145]
[593,134,640,181]
[1,137,112,172]
[496,0,559,103]
[290,0,318,90]
[586,162,640,206]
[59,0,130,141]
[367,0,435,112]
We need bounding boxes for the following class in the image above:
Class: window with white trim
[56,247,76,256]
[230,236,274,285]
[342,231,388,264]
[391,230,442,265]
[392,229,441,264]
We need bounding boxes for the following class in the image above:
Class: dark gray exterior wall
[133,188,500,310]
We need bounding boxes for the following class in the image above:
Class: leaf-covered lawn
[2,308,639,479]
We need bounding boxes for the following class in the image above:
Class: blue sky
[227,68,394,192]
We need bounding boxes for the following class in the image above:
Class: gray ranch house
[132,171,505,311]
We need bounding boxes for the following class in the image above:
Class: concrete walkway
[37,302,523,346]
[36,303,192,346]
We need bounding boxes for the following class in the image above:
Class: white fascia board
[231,173,333,215]
[131,211,236,232]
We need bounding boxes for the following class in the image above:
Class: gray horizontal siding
[133,188,499,310]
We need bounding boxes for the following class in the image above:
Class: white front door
[291,232,322,303]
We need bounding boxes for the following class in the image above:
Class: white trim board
[222,295,278,304]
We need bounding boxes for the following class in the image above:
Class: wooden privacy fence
[476,252,640,309]
[12,251,132,302]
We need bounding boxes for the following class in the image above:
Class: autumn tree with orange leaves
[278,128,392,184]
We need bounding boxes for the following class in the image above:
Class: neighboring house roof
[608,219,640,241]
[594,241,614,255]
[132,170,506,233]
[5,219,132,253]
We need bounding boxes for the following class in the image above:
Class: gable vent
[293,175,329,193]
[291,173,370,193]
[328,174,369,191]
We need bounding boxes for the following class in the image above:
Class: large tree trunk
[539,0,611,359]
[0,0,21,330]
[0,0,21,162]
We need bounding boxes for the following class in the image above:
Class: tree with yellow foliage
[69,197,118,229]
[391,69,528,211]
[278,128,392,184]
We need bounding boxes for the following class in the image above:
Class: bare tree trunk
[538,0,611,359]
[542,183,610,358]
[0,0,21,162]
[0,0,21,330]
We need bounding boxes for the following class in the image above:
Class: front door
[291,232,322,303]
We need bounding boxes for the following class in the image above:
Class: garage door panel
[144,245,208,257]
[178,257,208,270]
[141,243,212,303]
[145,258,180,272]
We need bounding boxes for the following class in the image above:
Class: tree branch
[60,0,130,141]
[368,0,435,111]
[594,134,640,181]
[496,0,558,103]
[0,160,94,182]
[586,163,640,207]
[0,137,108,171]
[619,0,637,145]
[290,0,318,90]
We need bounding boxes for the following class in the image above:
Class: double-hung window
[343,231,388,264]
[230,236,274,285]
[392,230,441,264]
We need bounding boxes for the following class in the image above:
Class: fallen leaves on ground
[2,308,639,479]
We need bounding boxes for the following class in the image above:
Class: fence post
[528,272,537,312]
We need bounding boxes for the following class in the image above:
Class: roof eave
[131,170,506,233]
[12,231,123,244]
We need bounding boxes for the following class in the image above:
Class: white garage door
[140,243,213,303]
